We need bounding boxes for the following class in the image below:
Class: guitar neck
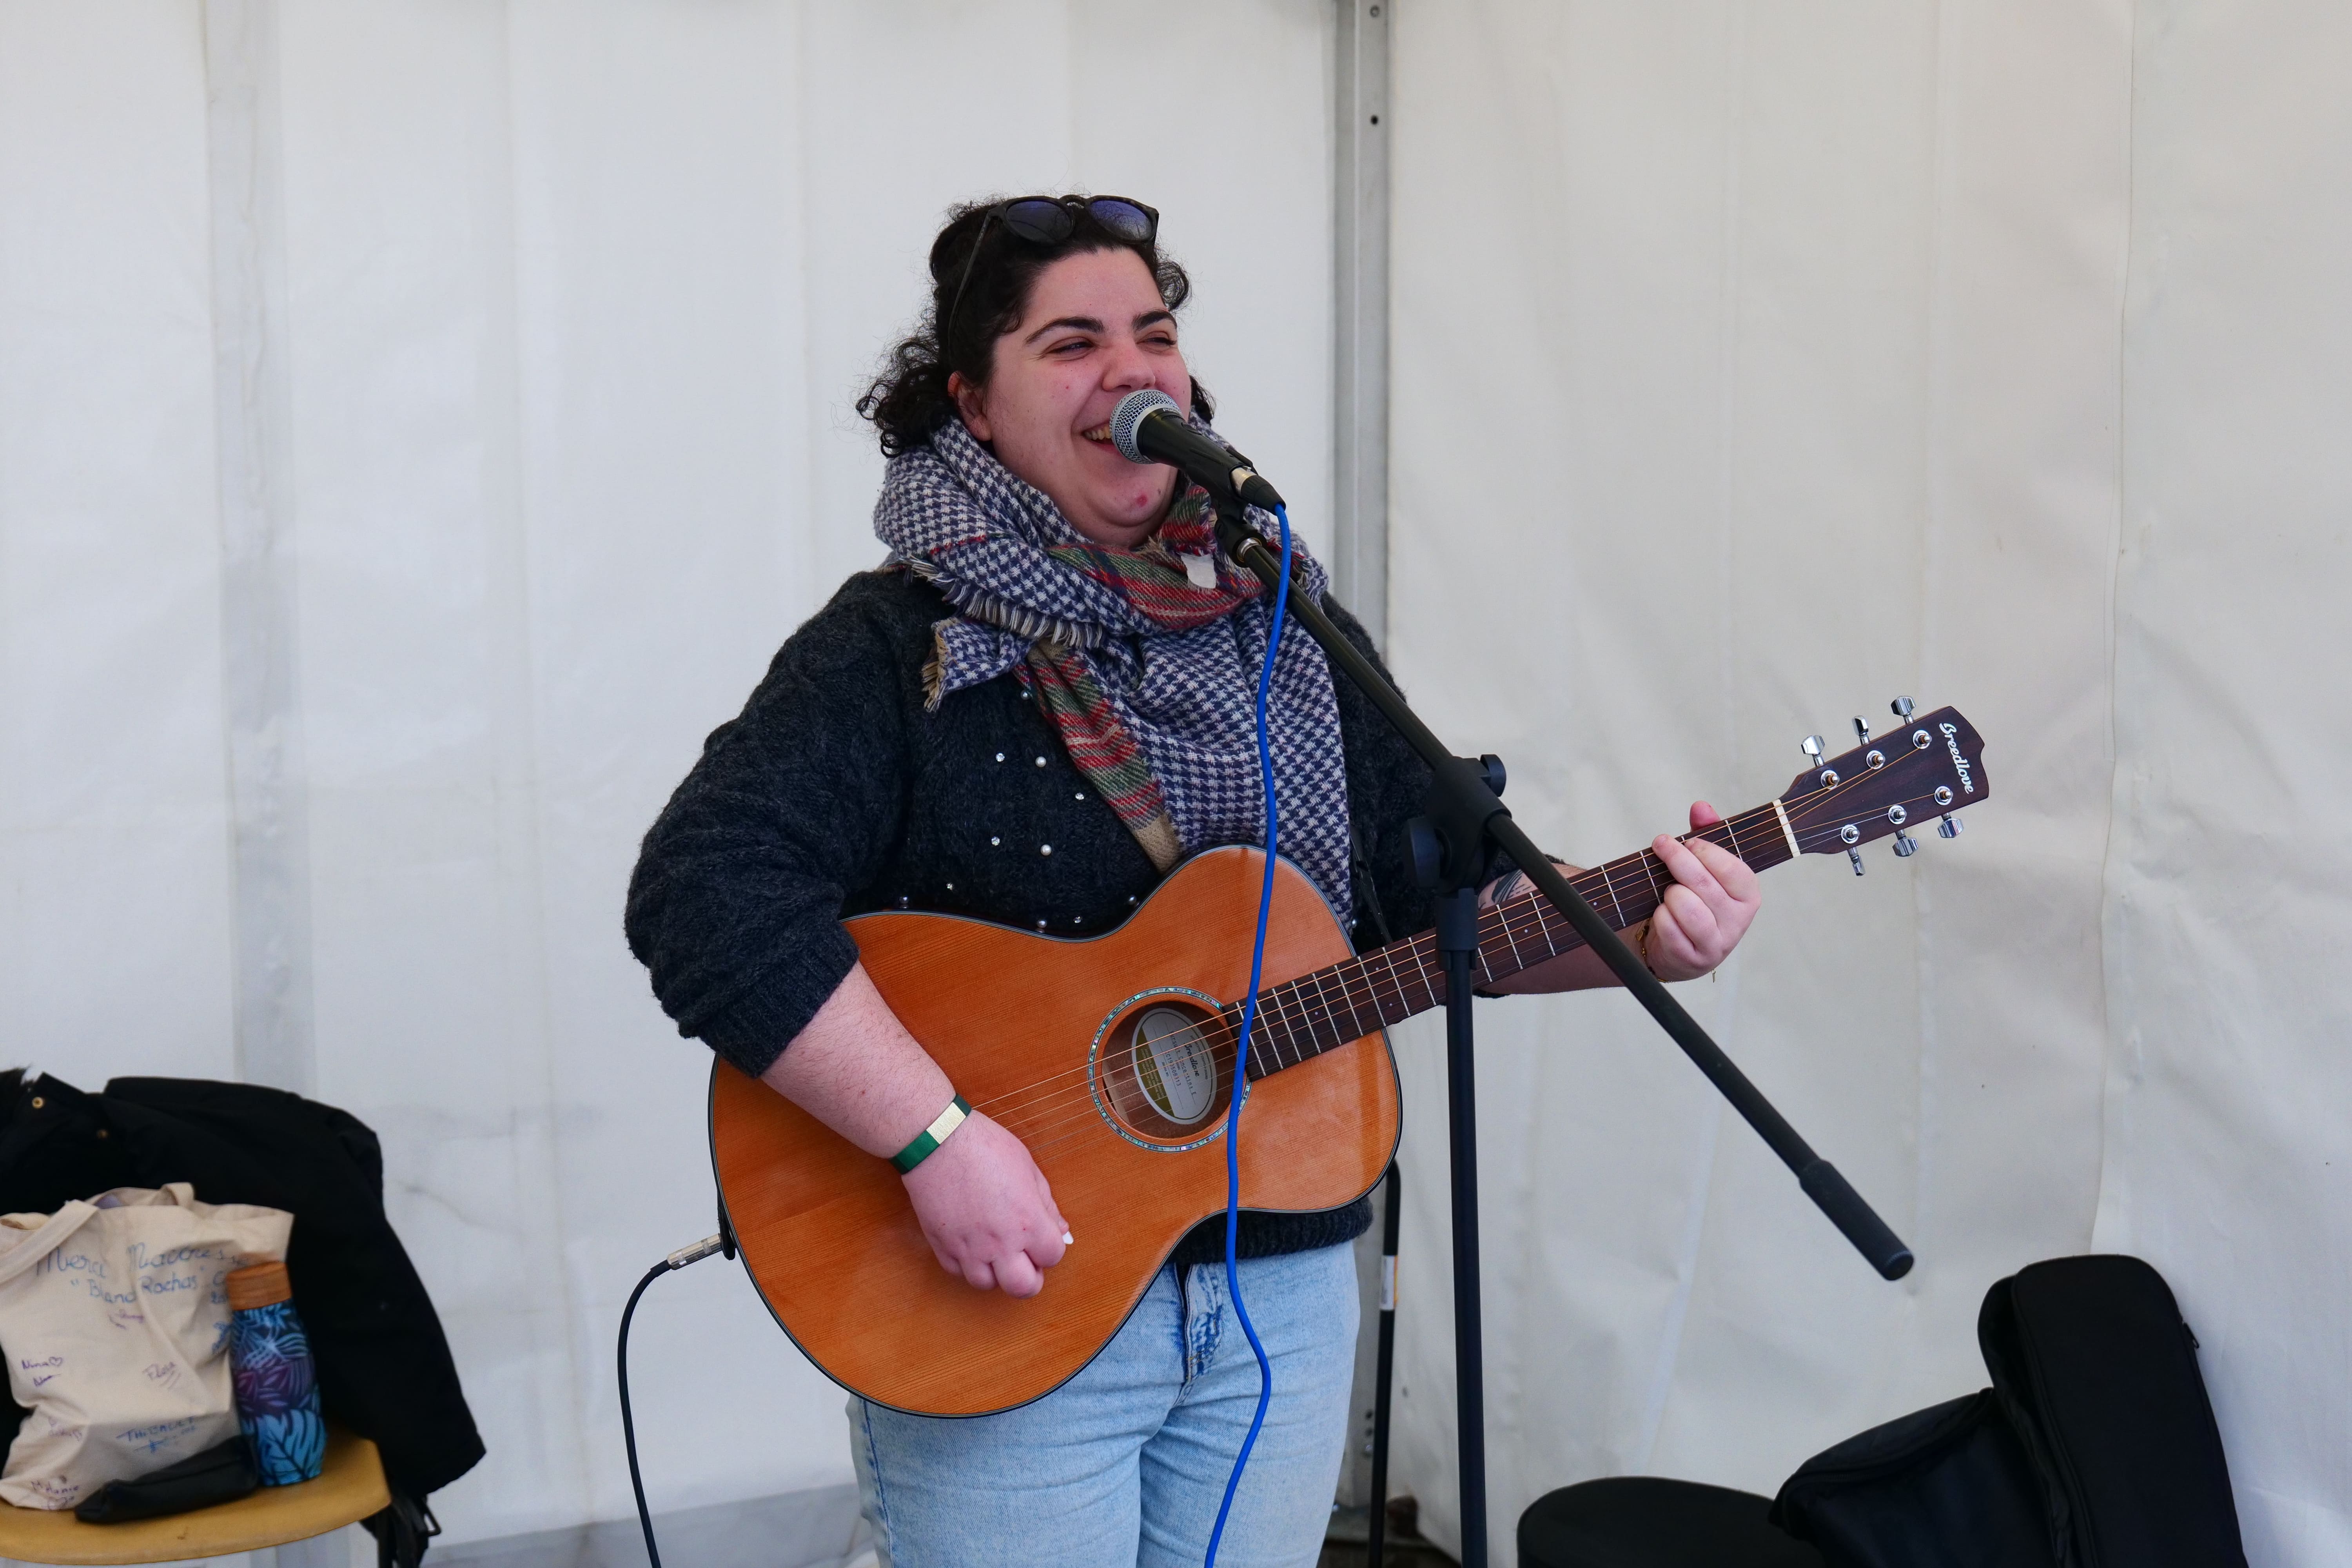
[1231,799,1798,1082]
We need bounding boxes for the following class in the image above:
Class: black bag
[1979,1255,2246,1568]
[74,1438,259,1524]
[1768,1390,2054,1566]
[1771,1255,2245,1568]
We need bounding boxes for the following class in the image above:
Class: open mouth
[1081,424,1113,445]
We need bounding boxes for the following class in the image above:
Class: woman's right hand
[901,1110,1070,1297]
[760,962,1071,1298]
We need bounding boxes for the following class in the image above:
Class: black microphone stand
[1211,497,1911,1568]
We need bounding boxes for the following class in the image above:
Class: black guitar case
[1769,1254,2247,1568]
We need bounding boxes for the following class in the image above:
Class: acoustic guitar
[710,705,1990,1415]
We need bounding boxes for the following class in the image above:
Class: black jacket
[626,569,1443,1265]
[0,1073,484,1499]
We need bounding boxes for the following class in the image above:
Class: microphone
[1107,389,1286,512]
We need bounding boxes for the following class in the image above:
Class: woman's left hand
[1642,801,1762,981]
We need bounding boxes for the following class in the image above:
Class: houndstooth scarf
[874,417,1353,915]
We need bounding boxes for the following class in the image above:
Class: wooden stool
[0,1428,388,1565]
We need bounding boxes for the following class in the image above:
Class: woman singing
[627,194,1760,1568]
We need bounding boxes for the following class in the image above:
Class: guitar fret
[1368,947,1401,1025]
[1598,858,1627,926]
[1263,997,1291,1072]
[1390,942,1421,1011]
[1404,941,1432,1013]
[1387,943,1421,1020]
[1519,895,1553,961]
[1243,996,1274,1072]
[1520,896,1552,965]
[1301,969,1334,1048]
[1317,968,1355,1044]
[1270,982,1302,1067]
[1409,939,1441,1011]
[1292,979,1326,1057]
[1261,989,1296,1070]
[1279,982,1312,1065]
[1333,962,1369,1040]
[1303,971,1338,1053]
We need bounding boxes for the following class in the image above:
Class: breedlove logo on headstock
[1782,697,1989,875]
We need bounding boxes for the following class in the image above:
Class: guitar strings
[984,895,1624,1140]
[971,806,1753,1120]
[991,835,1889,1148]
[976,804,1857,1140]
[1014,811,1944,1164]
[995,777,1962,1161]
[969,775,1958,1139]
[973,799,1771,1126]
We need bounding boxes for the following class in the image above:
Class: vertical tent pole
[1333,0,1392,650]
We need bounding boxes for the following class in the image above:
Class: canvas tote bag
[0,1183,292,1509]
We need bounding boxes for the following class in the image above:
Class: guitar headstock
[1782,700,1989,872]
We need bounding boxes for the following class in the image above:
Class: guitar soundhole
[1093,994,1236,1149]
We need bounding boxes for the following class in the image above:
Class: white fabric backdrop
[0,0,1337,1551]
[1385,2,2348,1563]
[6,1,2350,1563]
[2098,4,2352,1561]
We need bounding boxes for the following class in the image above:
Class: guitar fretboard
[1226,800,1796,1081]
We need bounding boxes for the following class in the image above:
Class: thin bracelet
[1636,920,1662,980]
[891,1094,971,1174]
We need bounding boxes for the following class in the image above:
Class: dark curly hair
[858,195,1212,457]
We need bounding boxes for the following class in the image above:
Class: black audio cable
[619,1228,731,1568]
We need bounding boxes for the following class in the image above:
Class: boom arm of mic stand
[1215,508,1913,1281]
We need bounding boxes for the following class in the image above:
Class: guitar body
[708,846,1399,1417]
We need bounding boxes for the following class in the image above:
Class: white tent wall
[0,0,1338,1555]
[1384,1,2347,1562]
[7,0,2349,1564]
[2098,2,2352,1561]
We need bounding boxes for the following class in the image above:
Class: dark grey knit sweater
[626,568,1438,1265]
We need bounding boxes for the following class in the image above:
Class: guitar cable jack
[621,1213,736,1568]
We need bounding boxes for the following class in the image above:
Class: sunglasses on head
[944,196,1161,337]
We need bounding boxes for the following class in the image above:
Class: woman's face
[951,247,1190,549]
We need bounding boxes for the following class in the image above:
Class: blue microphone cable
[1204,502,1294,1568]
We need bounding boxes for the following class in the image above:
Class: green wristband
[891,1094,972,1174]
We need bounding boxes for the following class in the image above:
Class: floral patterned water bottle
[225,1261,326,1485]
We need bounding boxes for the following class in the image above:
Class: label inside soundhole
[1132,1007,1217,1125]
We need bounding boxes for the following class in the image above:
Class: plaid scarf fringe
[1020,648,1184,871]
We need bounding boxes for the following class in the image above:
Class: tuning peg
[1891,696,1915,722]
[1853,716,1872,745]
[1892,831,1920,858]
[1846,847,1866,877]
[1937,813,1963,839]
[1802,734,1826,768]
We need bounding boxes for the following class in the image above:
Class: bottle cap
[225,1260,292,1311]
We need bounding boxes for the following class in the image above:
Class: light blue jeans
[849,1242,1360,1568]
